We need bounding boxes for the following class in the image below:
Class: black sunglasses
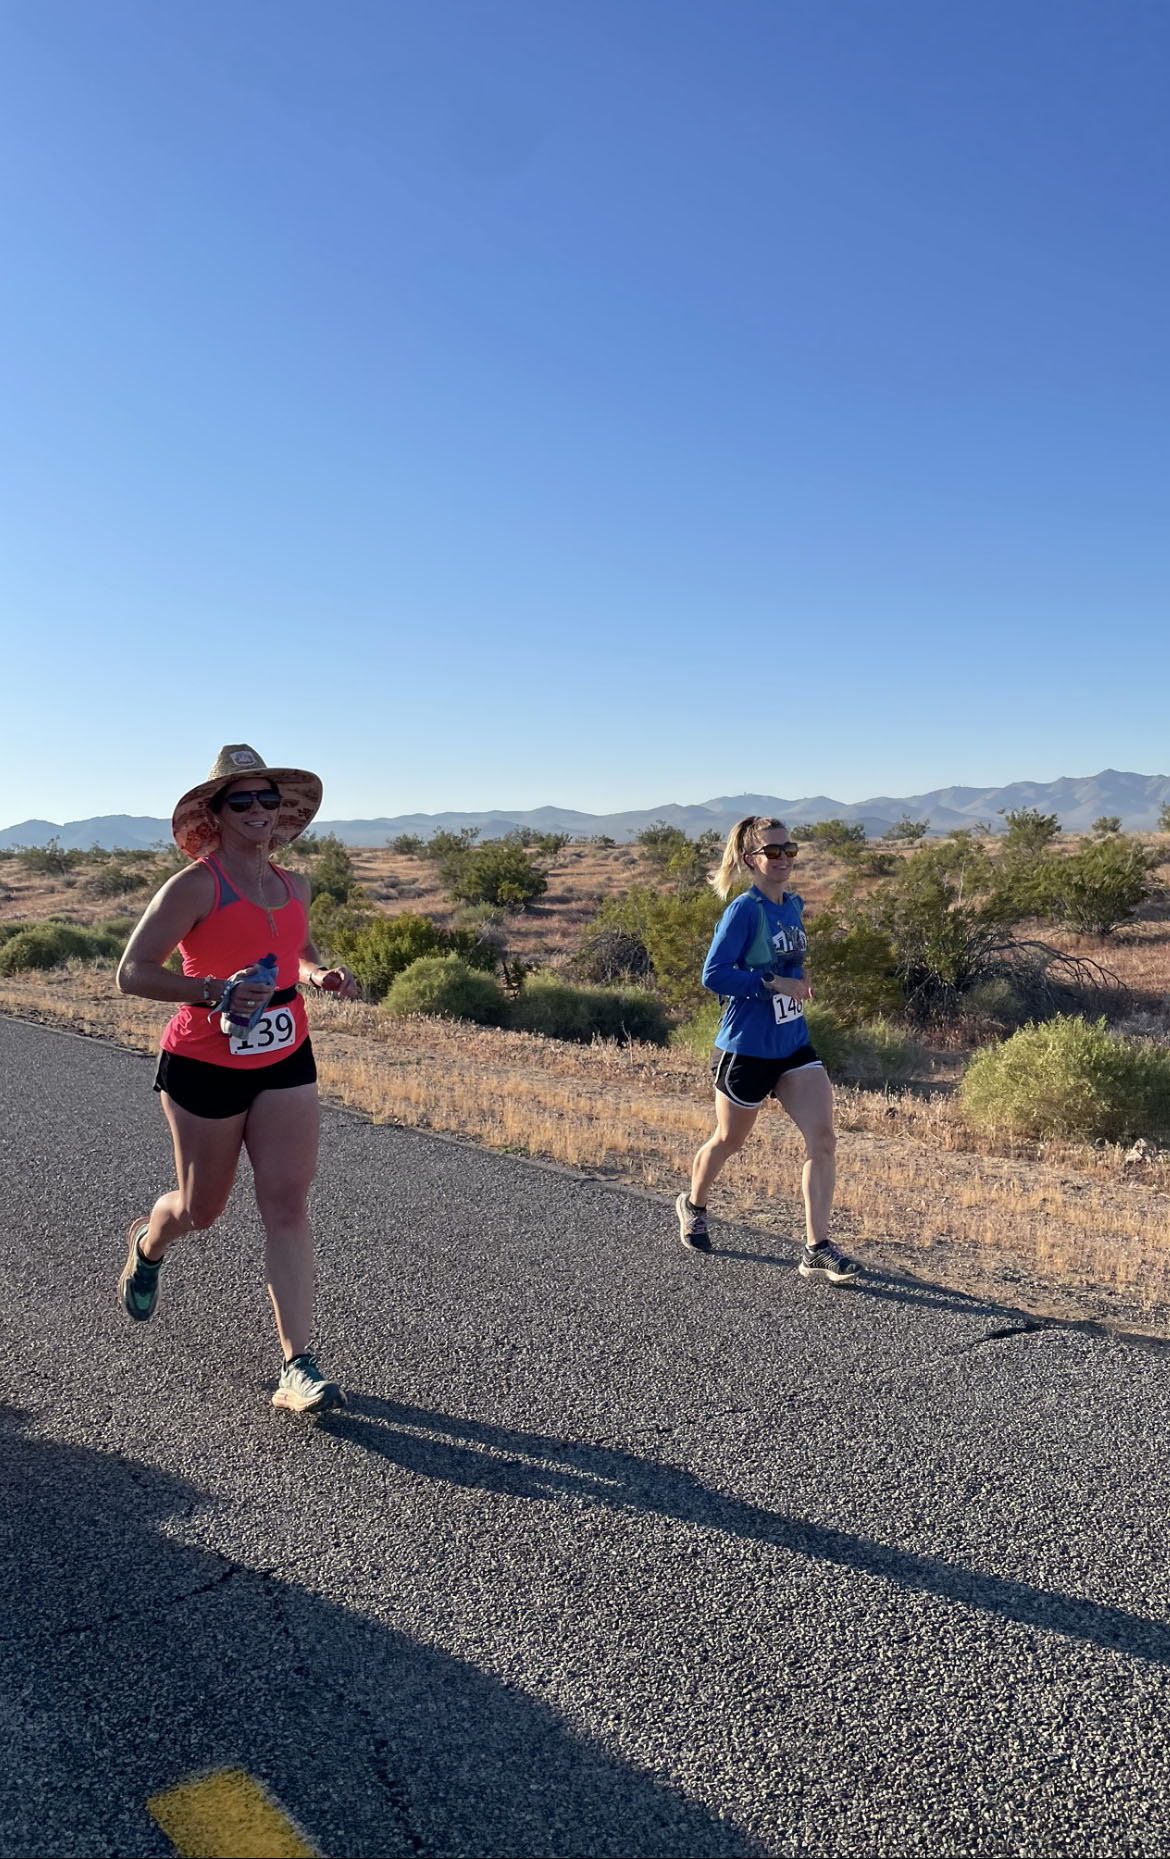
[221,789,281,814]
[756,842,799,860]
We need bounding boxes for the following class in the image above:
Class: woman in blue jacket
[675,815,858,1282]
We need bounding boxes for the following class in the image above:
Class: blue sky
[1,0,1167,825]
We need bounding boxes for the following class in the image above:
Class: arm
[701,899,770,1000]
[290,871,361,1000]
[701,898,813,1003]
[116,865,223,1004]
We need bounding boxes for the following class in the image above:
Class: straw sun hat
[172,745,324,861]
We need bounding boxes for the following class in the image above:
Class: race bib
[228,1006,299,1059]
[771,992,801,1025]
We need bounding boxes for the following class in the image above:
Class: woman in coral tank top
[115,745,358,1414]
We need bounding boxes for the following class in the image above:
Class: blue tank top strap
[202,854,243,910]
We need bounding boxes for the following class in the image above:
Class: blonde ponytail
[711,815,785,900]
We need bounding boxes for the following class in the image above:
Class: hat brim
[172,768,324,861]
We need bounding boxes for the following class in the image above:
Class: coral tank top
[160,856,310,1068]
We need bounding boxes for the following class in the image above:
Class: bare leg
[691,1091,761,1207]
[244,1083,320,1361]
[140,1095,247,1260]
[774,1064,837,1246]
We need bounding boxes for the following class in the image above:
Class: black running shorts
[710,1043,822,1109]
[154,1040,318,1119]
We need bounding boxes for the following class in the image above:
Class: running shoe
[675,1191,711,1252]
[272,1352,345,1414]
[798,1241,860,1284]
[118,1217,162,1321]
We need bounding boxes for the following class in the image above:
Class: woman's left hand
[315,965,361,1001]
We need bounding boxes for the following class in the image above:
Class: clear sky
[1,0,1167,826]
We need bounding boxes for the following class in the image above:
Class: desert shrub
[594,885,723,1013]
[1000,808,1060,855]
[389,833,425,856]
[425,826,480,891]
[336,914,448,998]
[92,864,150,897]
[1046,835,1158,936]
[0,921,122,974]
[1159,802,1170,835]
[669,996,725,1058]
[797,819,866,853]
[803,909,901,1025]
[382,955,506,1024]
[308,892,374,948]
[509,974,668,1046]
[17,838,87,877]
[804,1005,915,1086]
[961,1016,1170,1144]
[1092,816,1122,836]
[310,835,358,904]
[449,836,548,910]
[883,815,929,842]
[573,924,654,986]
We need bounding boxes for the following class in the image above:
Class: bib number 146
[229,1008,297,1058]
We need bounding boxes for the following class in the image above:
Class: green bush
[804,909,902,1025]
[803,1005,915,1087]
[92,864,150,897]
[509,974,668,1046]
[382,955,506,1024]
[389,834,425,856]
[961,1016,1170,1143]
[0,921,123,974]
[308,892,374,949]
[335,913,447,1000]
[594,885,723,1013]
[669,996,725,1057]
[1001,808,1060,855]
[16,838,87,877]
[1047,835,1157,936]
[310,835,358,905]
[449,836,548,910]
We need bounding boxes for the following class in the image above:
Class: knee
[805,1125,837,1163]
[256,1187,311,1231]
[182,1194,228,1233]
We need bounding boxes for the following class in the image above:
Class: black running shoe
[675,1192,711,1252]
[798,1241,860,1284]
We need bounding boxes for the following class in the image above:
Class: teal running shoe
[119,1218,162,1321]
[272,1352,345,1415]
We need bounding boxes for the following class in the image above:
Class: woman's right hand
[763,975,813,1002]
[225,965,276,1017]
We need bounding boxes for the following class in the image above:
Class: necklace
[217,846,279,937]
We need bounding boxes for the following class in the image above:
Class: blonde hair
[711,815,786,900]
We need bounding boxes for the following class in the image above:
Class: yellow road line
[147,1768,316,1858]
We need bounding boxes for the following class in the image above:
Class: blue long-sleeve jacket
[702,887,810,1058]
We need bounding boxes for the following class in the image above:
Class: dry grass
[5,963,1170,1334]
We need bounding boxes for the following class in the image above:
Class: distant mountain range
[2,770,1168,851]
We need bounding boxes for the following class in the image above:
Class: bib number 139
[229,1008,297,1058]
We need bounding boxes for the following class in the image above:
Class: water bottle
[219,953,278,1038]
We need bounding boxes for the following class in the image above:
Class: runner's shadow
[0,1405,756,1858]
[330,1396,1170,1670]
[714,1249,1041,1320]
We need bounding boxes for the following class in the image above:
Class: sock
[687,1197,706,1214]
[135,1235,160,1270]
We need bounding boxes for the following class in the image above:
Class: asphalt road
[3,1012,1170,1858]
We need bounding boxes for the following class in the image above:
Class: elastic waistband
[199,983,299,1015]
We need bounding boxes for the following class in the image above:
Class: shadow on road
[0,1405,757,1859]
[332,1395,1170,1670]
